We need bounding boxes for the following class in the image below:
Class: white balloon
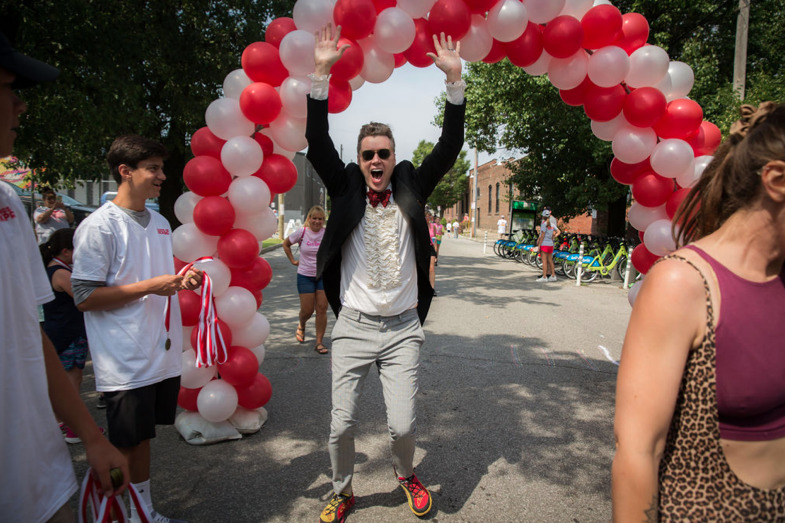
[216,286,258,327]
[667,61,695,100]
[374,7,416,54]
[359,36,395,84]
[591,113,629,142]
[174,192,201,224]
[197,379,238,423]
[194,258,231,297]
[181,349,218,389]
[234,212,269,241]
[644,218,677,256]
[587,46,629,88]
[205,98,255,141]
[273,143,298,160]
[231,312,271,349]
[548,50,588,90]
[279,76,312,119]
[173,223,219,263]
[223,69,252,100]
[182,326,194,352]
[627,202,668,231]
[650,139,694,179]
[522,50,552,76]
[652,72,674,102]
[559,0,594,19]
[221,136,264,177]
[228,177,272,215]
[459,15,494,62]
[627,278,643,307]
[612,126,657,164]
[526,0,565,24]
[593,0,612,6]
[250,344,266,365]
[279,30,316,77]
[349,74,365,91]
[292,0,334,33]
[397,0,437,19]
[626,45,669,88]
[677,155,712,189]
[269,110,308,152]
[487,0,528,43]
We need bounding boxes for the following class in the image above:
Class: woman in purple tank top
[613,103,785,521]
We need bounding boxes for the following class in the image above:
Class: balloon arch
[170,0,721,432]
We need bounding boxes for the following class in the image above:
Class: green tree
[411,139,471,212]
[459,0,785,235]
[2,0,294,225]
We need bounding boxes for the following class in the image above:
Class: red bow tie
[367,189,392,208]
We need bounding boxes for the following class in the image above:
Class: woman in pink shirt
[283,205,329,354]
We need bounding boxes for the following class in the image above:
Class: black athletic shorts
[104,376,180,448]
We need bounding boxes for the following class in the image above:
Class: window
[495,183,500,213]
[488,185,492,213]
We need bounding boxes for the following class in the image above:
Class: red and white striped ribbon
[165,256,228,368]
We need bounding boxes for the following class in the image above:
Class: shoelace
[325,494,347,516]
[400,476,424,497]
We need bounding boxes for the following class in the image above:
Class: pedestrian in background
[496,214,508,239]
[452,218,459,238]
[34,185,73,244]
[283,204,329,354]
[613,102,785,521]
[535,207,559,282]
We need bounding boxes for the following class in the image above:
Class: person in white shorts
[72,135,202,523]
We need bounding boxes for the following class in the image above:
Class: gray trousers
[329,307,424,495]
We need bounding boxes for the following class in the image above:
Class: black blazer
[305,96,466,324]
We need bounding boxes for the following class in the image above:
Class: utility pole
[471,148,478,238]
[733,0,751,100]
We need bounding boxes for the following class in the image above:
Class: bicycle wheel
[534,253,543,269]
[581,266,599,282]
[616,256,628,281]
[563,259,576,279]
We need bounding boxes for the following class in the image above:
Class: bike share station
[509,200,538,235]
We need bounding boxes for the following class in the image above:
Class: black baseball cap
[0,31,59,88]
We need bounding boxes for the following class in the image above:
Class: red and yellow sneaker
[319,492,355,523]
[398,474,432,517]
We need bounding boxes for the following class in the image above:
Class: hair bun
[730,101,777,137]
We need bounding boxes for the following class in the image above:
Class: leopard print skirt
[658,256,785,521]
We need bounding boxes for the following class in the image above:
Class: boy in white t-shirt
[0,30,129,523]
[72,135,202,523]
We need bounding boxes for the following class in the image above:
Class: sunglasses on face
[361,148,391,162]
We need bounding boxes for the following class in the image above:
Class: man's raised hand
[428,32,462,83]
[314,24,350,77]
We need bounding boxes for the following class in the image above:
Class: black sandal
[314,343,329,354]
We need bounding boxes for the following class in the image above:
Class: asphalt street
[69,234,632,522]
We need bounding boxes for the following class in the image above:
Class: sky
[321,60,510,171]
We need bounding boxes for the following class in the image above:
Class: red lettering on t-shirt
[0,206,17,221]
[158,228,170,235]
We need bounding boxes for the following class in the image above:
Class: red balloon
[372,0,396,13]
[190,127,225,159]
[230,256,273,292]
[253,154,298,194]
[630,243,659,274]
[464,0,498,14]
[328,79,352,114]
[331,38,364,81]
[403,18,436,68]
[686,120,722,156]
[503,23,543,68]
[559,77,595,107]
[236,372,272,409]
[482,39,506,64]
[253,132,274,157]
[191,319,233,350]
[614,13,649,54]
[428,0,472,41]
[184,156,232,197]
[193,196,236,237]
[264,17,296,48]
[638,230,646,243]
[178,386,200,411]
[174,256,187,273]
[242,42,288,87]
[610,157,650,185]
[239,82,282,125]
[218,346,259,388]
[542,15,583,59]
[632,172,675,207]
[333,0,377,41]
[666,187,691,220]
[653,99,704,140]
[178,289,201,327]
[583,84,626,122]
[581,4,623,50]
[218,229,260,269]
[623,86,667,128]
[251,289,263,309]
[393,53,407,68]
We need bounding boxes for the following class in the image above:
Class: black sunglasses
[361,148,391,162]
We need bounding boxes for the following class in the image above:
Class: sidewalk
[68,236,630,522]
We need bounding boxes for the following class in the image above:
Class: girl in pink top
[283,205,328,354]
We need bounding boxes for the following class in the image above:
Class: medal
[165,338,171,350]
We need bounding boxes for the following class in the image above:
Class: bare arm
[611,259,705,522]
[76,270,203,312]
[51,267,73,296]
[42,327,129,496]
[282,237,299,266]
